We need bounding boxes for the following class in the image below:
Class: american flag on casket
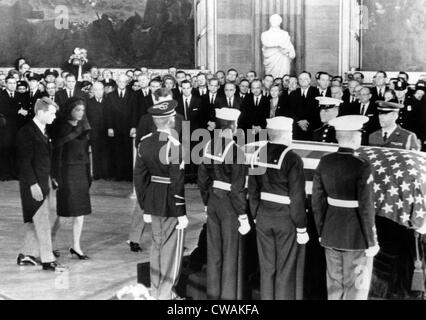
[244,140,426,233]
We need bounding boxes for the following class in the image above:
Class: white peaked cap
[215,108,241,121]
[329,115,369,131]
[316,96,343,106]
[266,117,294,131]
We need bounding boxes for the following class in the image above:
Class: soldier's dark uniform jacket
[249,143,306,226]
[313,124,337,144]
[198,137,247,216]
[369,126,420,150]
[248,142,307,300]
[133,130,186,218]
[198,136,247,300]
[312,148,376,250]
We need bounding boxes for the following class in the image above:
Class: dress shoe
[130,242,142,253]
[17,254,39,266]
[69,248,90,260]
[42,261,67,272]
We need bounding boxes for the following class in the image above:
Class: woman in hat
[51,97,92,260]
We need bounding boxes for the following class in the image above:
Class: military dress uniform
[248,118,308,300]
[313,97,342,144]
[133,101,186,300]
[369,126,420,150]
[198,109,248,300]
[312,116,378,300]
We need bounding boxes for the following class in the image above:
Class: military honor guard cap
[316,97,343,109]
[329,115,369,132]
[17,80,29,89]
[266,116,294,131]
[395,80,408,91]
[26,72,42,82]
[375,100,403,113]
[416,81,426,93]
[101,79,117,88]
[44,68,59,78]
[148,100,178,119]
[215,108,241,122]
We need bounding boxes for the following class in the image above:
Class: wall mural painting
[0,0,195,68]
[362,0,426,71]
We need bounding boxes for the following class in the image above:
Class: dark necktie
[228,98,232,108]
[211,95,215,105]
[383,132,388,142]
[68,90,72,98]
[360,105,366,115]
[256,97,259,107]
[120,91,124,99]
[184,99,189,120]
[10,92,14,99]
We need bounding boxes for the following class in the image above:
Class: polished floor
[0,180,205,300]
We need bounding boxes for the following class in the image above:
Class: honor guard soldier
[369,101,421,150]
[312,115,380,300]
[198,108,250,300]
[313,97,342,144]
[133,99,188,300]
[248,116,309,300]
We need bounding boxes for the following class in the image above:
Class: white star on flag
[377,167,386,175]
[407,195,415,205]
[417,209,426,219]
[422,174,426,183]
[400,212,410,223]
[391,163,401,170]
[416,195,424,204]
[418,157,426,164]
[388,156,397,161]
[406,159,415,166]
[409,168,419,176]
[374,184,381,193]
[379,194,385,202]
[368,154,378,160]
[388,186,399,197]
[400,181,410,192]
[373,160,382,167]
[383,203,393,214]
[394,170,404,179]
[396,199,404,209]
[383,175,391,184]
[414,180,422,189]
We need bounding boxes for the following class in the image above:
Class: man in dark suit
[133,78,161,128]
[172,70,186,100]
[394,80,416,132]
[134,73,151,119]
[343,80,361,105]
[106,74,137,181]
[371,71,388,103]
[0,75,20,180]
[86,82,110,180]
[288,71,319,141]
[192,73,209,97]
[238,79,250,100]
[55,74,83,112]
[217,83,242,110]
[239,79,270,139]
[27,73,48,120]
[316,72,332,97]
[200,78,222,131]
[347,87,380,145]
[16,97,66,272]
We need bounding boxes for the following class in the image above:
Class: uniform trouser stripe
[172,228,185,286]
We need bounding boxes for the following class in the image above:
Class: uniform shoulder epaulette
[168,135,181,146]
[140,133,153,143]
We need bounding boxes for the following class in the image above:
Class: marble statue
[261,14,296,78]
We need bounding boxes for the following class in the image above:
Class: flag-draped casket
[245,141,426,234]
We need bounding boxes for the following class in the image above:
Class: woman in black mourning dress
[51,97,92,260]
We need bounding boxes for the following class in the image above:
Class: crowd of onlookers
[1,51,426,183]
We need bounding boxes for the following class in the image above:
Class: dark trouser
[150,216,185,300]
[373,216,415,298]
[207,193,240,300]
[0,124,17,180]
[256,212,300,300]
[325,248,373,300]
[129,204,146,244]
[109,134,133,181]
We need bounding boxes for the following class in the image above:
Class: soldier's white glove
[143,214,152,224]
[238,215,251,235]
[297,228,309,245]
[176,216,189,230]
[365,244,380,257]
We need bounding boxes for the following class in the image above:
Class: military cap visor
[44,69,59,77]
[17,81,29,88]
[376,100,403,113]
[148,100,178,118]
[316,97,342,109]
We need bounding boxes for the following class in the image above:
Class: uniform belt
[151,176,171,184]
[261,192,291,205]
[213,180,231,191]
[327,197,359,208]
